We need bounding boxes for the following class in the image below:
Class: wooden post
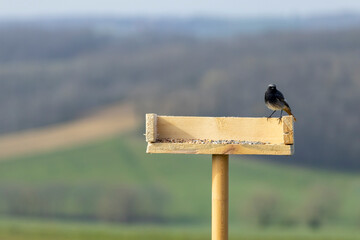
[145,114,295,239]
[212,154,229,240]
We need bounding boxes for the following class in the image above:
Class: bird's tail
[284,107,297,121]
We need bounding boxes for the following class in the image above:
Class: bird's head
[267,84,277,91]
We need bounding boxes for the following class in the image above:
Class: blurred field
[0,218,359,240]
[0,130,359,229]
[0,102,137,159]
[0,100,358,239]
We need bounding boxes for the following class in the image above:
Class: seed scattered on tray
[156,138,269,145]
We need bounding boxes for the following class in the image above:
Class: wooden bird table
[145,114,295,240]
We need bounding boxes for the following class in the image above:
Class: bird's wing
[276,90,296,121]
[275,90,285,101]
[275,91,290,108]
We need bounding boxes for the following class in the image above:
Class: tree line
[0,24,359,169]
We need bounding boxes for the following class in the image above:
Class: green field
[0,132,359,239]
[0,218,359,240]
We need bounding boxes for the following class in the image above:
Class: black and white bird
[264,84,296,121]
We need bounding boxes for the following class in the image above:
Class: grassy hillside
[0,102,137,159]
[0,132,359,228]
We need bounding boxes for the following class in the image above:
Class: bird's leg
[267,110,276,121]
[278,110,283,123]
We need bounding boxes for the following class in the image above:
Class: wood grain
[154,116,294,144]
[145,113,157,143]
[147,142,293,155]
[282,116,294,145]
[212,154,228,240]
[145,115,295,155]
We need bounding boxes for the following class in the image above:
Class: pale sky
[1,0,360,18]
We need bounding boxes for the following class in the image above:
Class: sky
[1,0,360,18]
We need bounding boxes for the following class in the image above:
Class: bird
[265,84,296,122]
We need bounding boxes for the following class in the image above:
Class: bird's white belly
[266,102,283,110]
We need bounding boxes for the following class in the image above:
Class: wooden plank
[145,113,157,143]
[156,116,294,145]
[283,116,294,145]
[147,143,294,155]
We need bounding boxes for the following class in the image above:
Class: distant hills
[2,13,360,37]
[0,14,359,169]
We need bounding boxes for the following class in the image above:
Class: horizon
[2,0,360,19]
[0,11,360,21]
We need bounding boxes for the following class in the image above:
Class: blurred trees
[0,23,359,169]
[243,187,281,227]
[300,184,341,229]
[240,184,342,229]
[0,181,347,227]
[0,184,168,223]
